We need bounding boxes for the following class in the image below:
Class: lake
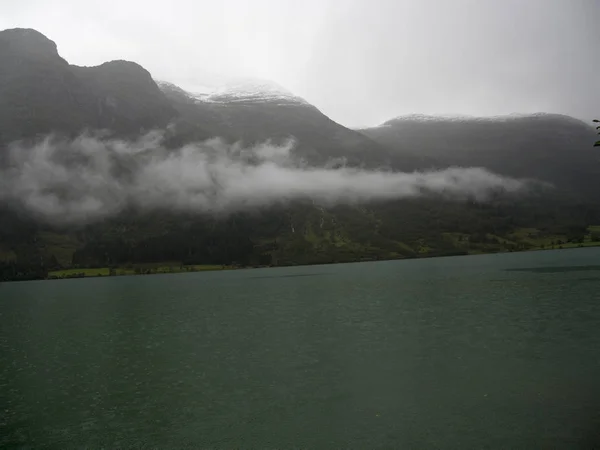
[1,248,600,448]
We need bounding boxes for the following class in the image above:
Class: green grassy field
[49,268,110,278]
[48,264,231,279]
[44,225,600,281]
[441,226,600,256]
[507,226,600,251]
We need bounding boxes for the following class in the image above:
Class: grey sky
[1,0,598,127]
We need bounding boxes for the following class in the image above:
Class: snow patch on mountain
[157,78,309,106]
[377,112,583,127]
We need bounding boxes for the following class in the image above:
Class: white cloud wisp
[0,131,534,224]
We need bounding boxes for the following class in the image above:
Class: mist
[0,131,535,225]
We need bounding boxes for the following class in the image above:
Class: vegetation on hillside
[2,196,600,282]
[2,28,600,282]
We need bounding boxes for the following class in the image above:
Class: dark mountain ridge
[0,27,394,167]
[156,79,396,168]
[0,28,175,144]
[361,113,600,197]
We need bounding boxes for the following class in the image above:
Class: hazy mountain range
[1,27,599,281]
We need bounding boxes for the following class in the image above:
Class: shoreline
[3,243,600,283]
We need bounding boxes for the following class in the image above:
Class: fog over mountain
[0,131,530,224]
[0,25,599,281]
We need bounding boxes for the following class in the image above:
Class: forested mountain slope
[361,114,600,198]
[1,28,599,281]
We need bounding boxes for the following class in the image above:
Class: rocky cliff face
[0,28,175,144]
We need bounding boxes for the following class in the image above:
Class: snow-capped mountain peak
[157,77,309,107]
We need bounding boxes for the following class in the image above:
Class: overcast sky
[1,0,599,127]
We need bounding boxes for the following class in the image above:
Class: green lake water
[1,248,600,448]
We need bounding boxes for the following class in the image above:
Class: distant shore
[21,241,597,283]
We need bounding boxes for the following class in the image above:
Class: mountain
[177,78,310,105]
[0,28,175,145]
[156,79,398,168]
[361,114,600,197]
[0,27,401,169]
[1,28,600,281]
